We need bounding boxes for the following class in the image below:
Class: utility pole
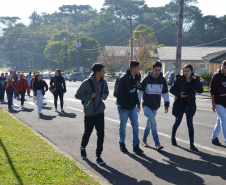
[75,33,81,72]
[175,0,185,74]
[127,16,133,61]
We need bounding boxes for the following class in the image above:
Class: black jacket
[33,80,48,96]
[116,69,140,110]
[50,76,66,93]
[170,75,203,117]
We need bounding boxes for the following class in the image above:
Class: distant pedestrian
[210,60,226,146]
[13,71,18,99]
[138,61,170,151]
[30,70,38,104]
[170,64,203,151]
[50,69,66,112]
[0,73,6,102]
[16,73,29,108]
[5,72,8,78]
[26,72,32,96]
[75,63,109,165]
[33,73,48,115]
[116,60,144,154]
[3,75,15,110]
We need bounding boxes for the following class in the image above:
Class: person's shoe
[55,108,57,112]
[171,137,177,146]
[142,141,149,147]
[190,144,198,151]
[212,138,222,146]
[38,112,43,115]
[80,147,87,159]
[61,109,64,112]
[133,145,144,154]
[96,156,106,166]
[156,144,164,151]
[119,142,128,153]
[21,105,24,109]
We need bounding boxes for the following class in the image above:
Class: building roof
[104,46,158,58]
[157,46,226,61]
[202,50,226,63]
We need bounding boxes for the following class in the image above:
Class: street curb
[0,107,111,185]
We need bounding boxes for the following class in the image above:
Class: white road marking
[67,107,226,156]
[65,98,81,102]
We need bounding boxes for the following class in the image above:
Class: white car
[42,71,51,79]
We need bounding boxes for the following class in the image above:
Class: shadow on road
[21,108,34,112]
[38,114,56,120]
[58,112,76,118]
[127,153,205,185]
[85,159,151,185]
[0,139,24,185]
[165,146,226,180]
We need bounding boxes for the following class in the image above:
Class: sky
[0,0,226,26]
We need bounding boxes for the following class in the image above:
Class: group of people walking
[75,60,226,166]
[0,69,66,115]
[0,60,225,166]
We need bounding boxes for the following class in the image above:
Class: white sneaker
[55,108,57,112]
[21,105,24,108]
[61,109,64,112]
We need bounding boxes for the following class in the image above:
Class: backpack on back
[113,77,120,97]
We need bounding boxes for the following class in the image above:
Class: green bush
[199,72,213,86]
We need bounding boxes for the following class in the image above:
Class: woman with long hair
[16,73,29,108]
[50,69,66,112]
[31,70,39,104]
[33,73,48,115]
[170,64,203,151]
[3,75,15,110]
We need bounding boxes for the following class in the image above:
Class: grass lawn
[0,109,99,185]
[203,86,210,92]
[0,67,9,71]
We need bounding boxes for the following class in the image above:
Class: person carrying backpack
[138,61,170,151]
[75,63,109,165]
[115,60,144,155]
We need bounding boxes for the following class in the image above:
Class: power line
[192,37,226,47]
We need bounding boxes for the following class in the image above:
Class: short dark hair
[91,63,105,73]
[129,60,140,68]
[153,61,162,69]
[222,60,226,66]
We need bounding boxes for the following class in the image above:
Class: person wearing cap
[75,63,109,165]
[116,60,144,154]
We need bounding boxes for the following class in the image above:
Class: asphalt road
[1,79,226,185]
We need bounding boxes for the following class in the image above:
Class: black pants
[19,91,25,106]
[0,89,5,101]
[81,113,105,157]
[54,91,64,109]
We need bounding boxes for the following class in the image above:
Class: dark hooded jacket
[116,69,141,110]
[170,74,203,117]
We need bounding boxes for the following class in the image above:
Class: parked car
[68,73,85,82]
[200,80,208,87]
[42,71,51,79]
[61,72,69,80]
[167,71,175,86]
[50,72,55,78]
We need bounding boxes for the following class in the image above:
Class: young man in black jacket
[116,60,143,154]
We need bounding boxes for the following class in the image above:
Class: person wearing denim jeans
[116,61,143,154]
[170,64,203,151]
[3,75,15,110]
[210,61,226,145]
[33,74,48,115]
[118,106,140,147]
[138,61,169,151]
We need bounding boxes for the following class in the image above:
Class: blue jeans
[172,106,194,145]
[7,93,13,109]
[142,106,160,146]
[36,90,44,114]
[118,106,140,147]
[212,105,226,144]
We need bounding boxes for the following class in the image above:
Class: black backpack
[113,77,120,97]
[82,79,105,105]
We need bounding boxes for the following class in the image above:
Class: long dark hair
[181,64,195,92]
[33,73,41,88]
[55,69,62,77]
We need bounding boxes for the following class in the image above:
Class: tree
[97,49,121,74]
[199,72,213,86]
[0,16,21,27]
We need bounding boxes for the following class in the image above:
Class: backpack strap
[88,79,95,93]
[100,79,105,95]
